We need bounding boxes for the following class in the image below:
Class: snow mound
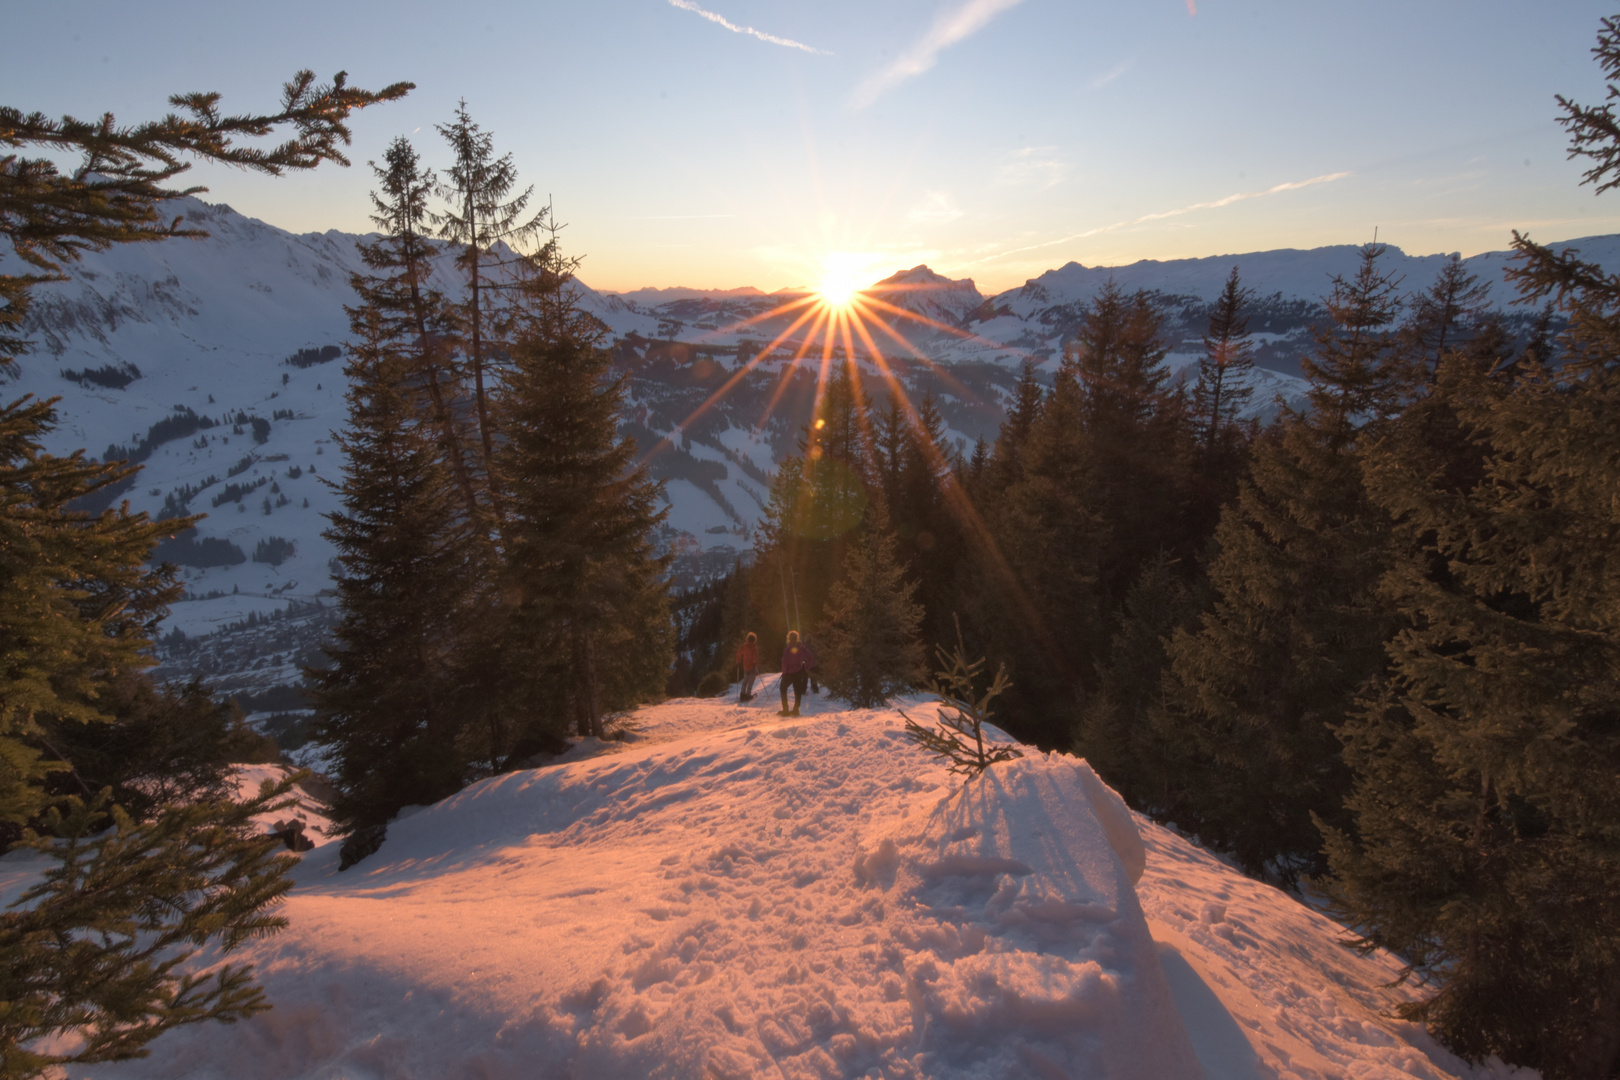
[899,756,1202,1078]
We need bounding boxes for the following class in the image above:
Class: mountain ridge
[5,195,1614,696]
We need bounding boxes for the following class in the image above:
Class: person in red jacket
[736,632,759,702]
[780,630,818,716]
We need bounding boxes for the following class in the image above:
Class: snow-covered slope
[29,690,1531,1080]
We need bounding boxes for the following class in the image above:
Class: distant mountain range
[4,195,1613,694]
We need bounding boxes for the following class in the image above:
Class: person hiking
[780,630,818,716]
[736,632,760,702]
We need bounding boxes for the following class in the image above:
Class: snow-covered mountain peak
[610,284,771,307]
[867,264,985,325]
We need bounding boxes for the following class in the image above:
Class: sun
[816,265,863,310]
[814,252,879,311]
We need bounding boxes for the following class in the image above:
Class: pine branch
[1557,15,1620,194]
[0,778,299,1076]
[2,71,412,273]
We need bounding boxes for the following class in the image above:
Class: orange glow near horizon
[661,258,1010,443]
[637,252,1060,675]
[645,252,1018,547]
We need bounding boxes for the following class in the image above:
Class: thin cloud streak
[1089,59,1132,89]
[957,171,1353,267]
[667,0,830,54]
[994,147,1071,190]
[852,0,1027,108]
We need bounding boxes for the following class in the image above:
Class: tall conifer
[749,368,874,646]
[1193,267,1257,453]
[820,502,926,708]
[1329,338,1620,1078]
[495,246,671,743]
[1324,26,1620,1073]
[1,71,408,1066]
[434,102,541,494]
[985,361,1105,744]
[353,137,480,521]
[309,313,476,831]
[0,400,182,826]
[1162,244,1403,879]
[1068,282,1196,607]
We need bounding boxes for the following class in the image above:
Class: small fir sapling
[901,619,1024,779]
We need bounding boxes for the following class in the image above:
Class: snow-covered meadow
[0,684,1536,1079]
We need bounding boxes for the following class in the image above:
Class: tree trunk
[583,628,603,740]
[571,629,592,739]
[469,241,493,468]
[421,362,482,522]
[404,254,481,523]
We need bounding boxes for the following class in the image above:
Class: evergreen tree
[748,367,874,647]
[1073,552,1207,810]
[39,674,276,824]
[978,359,1105,745]
[880,391,960,647]
[875,396,908,512]
[1192,267,1257,454]
[902,623,1023,780]
[1161,244,1404,880]
[434,102,542,492]
[1328,342,1620,1079]
[353,136,480,520]
[1397,254,1491,387]
[494,247,671,743]
[819,503,926,708]
[1067,281,1196,608]
[985,359,1043,492]
[1070,281,1175,434]
[749,455,814,650]
[966,435,989,484]
[308,313,477,832]
[965,284,1194,749]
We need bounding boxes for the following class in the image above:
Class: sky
[7,0,1620,295]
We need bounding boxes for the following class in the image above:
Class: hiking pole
[790,567,802,631]
[779,559,792,633]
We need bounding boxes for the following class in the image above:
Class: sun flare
[653,244,1012,487]
[815,263,865,310]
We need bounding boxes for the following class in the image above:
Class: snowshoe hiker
[780,630,817,716]
[736,632,760,702]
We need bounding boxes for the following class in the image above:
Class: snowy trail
[57,691,1534,1080]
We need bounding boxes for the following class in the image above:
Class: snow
[1001,235,1620,315]
[1136,825,1535,1080]
[37,689,1532,1080]
[230,764,339,848]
